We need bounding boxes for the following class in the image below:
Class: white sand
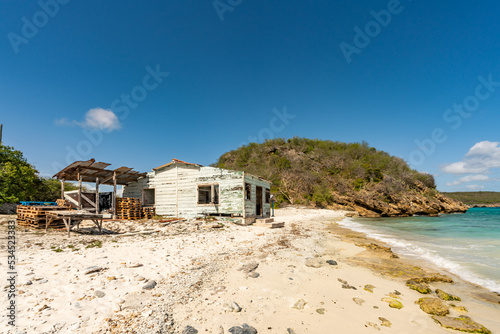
[1,209,498,333]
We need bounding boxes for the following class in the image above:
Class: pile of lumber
[16,205,69,229]
[142,207,156,219]
[117,197,142,220]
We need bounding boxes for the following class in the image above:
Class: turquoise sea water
[338,208,500,293]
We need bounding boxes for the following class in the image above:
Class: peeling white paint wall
[123,162,271,218]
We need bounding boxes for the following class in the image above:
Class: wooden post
[78,173,82,210]
[60,179,65,200]
[95,177,100,214]
[112,171,117,219]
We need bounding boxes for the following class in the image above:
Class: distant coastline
[470,203,500,208]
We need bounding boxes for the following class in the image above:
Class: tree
[0,145,79,204]
[0,145,40,203]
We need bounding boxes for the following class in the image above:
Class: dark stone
[182,325,199,334]
[142,280,157,290]
[326,260,338,266]
[228,323,257,334]
[248,271,260,278]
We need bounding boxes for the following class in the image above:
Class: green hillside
[214,138,467,217]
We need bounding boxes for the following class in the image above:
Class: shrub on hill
[214,137,436,208]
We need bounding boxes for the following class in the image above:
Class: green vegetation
[442,192,500,205]
[214,137,436,208]
[85,240,103,248]
[0,144,78,204]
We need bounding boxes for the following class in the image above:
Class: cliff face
[215,138,469,217]
[334,181,469,218]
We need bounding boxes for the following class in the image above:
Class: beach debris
[287,328,297,334]
[432,315,491,334]
[182,325,199,334]
[94,290,106,298]
[316,308,326,314]
[293,299,307,310]
[126,263,144,268]
[435,289,461,301]
[83,266,103,275]
[338,278,357,290]
[218,326,225,334]
[223,301,242,312]
[142,280,157,290]
[406,279,431,294]
[381,297,403,309]
[24,280,33,286]
[353,297,365,306]
[378,317,392,327]
[364,284,375,293]
[388,293,401,299]
[135,276,146,281]
[416,297,449,316]
[228,323,257,334]
[305,258,323,268]
[326,260,338,266]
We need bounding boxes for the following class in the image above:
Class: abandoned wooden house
[123,158,272,223]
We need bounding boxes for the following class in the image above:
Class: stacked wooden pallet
[56,199,71,207]
[117,197,142,220]
[16,205,68,229]
[142,207,156,219]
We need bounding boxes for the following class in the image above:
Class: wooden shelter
[53,159,147,217]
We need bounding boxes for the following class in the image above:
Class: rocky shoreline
[332,182,469,218]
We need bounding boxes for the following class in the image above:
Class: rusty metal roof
[153,158,202,171]
[53,159,147,185]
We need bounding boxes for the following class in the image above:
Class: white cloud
[441,161,487,174]
[466,184,485,190]
[441,141,500,175]
[445,174,489,187]
[55,108,121,132]
[54,117,75,127]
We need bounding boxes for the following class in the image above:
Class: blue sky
[1,0,500,192]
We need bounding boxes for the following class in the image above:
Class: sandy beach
[1,208,499,333]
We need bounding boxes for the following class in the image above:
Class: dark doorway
[256,186,263,216]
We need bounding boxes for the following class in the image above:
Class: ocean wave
[338,218,500,294]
